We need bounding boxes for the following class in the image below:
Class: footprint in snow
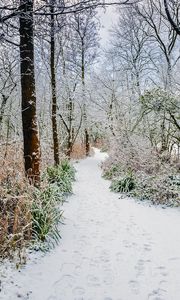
[142,231,152,239]
[60,262,76,273]
[123,240,132,248]
[100,251,110,263]
[159,280,167,286]
[101,257,110,263]
[100,250,109,258]
[103,270,114,285]
[54,274,75,288]
[169,256,180,261]
[87,275,101,287]
[134,259,145,276]
[156,266,166,271]
[82,256,89,262]
[77,239,88,248]
[144,243,152,252]
[129,279,140,295]
[116,252,123,261]
[47,296,57,300]
[91,257,101,265]
[148,288,167,300]
[73,286,85,296]
[154,265,168,279]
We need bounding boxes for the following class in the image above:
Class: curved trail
[1,148,180,300]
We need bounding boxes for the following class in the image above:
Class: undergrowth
[102,142,180,207]
[46,160,75,193]
[110,172,136,193]
[0,159,76,260]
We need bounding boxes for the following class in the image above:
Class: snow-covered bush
[0,185,32,261]
[31,160,75,248]
[131,173,180,206]
[103,136,180,206]
[31,185,63,248]
[0,158,76,260]
[103,164,122,180]
[110,173,135,193]
[46,160,75,194]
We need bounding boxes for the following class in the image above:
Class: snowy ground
[1,148,180,300]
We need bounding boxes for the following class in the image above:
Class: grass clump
[31,185,63,249]
[31,160,76,248]
[103,164,121,180]
[46,160,75,194]
[0,159,76,260]
[110,172,135,193]
[102,140,180,207]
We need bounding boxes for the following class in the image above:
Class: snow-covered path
[1,148,180,300]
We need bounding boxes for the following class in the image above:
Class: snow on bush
[102,136,180,206]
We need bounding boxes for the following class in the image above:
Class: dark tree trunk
[19,0,40,185]
[81,44,90,156]
[164,0,180,35]
[66,139,73,158]
[50,1,60,165]
[66,97,73,158]
[85,128,90,156]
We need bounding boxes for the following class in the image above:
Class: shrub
[110,173,136,193]
[31,185,63,249]
[46,160,75,194]
[0,158,76,259]
[31,160,75,249]
[103,164,121,180]
[0,185,32,261]
[102,136,180,207]
[100,145,108,153]
[131,173,180,206]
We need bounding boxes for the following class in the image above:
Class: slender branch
[0,0,138,23]
[164,0,180,35]
[58,112,70,133]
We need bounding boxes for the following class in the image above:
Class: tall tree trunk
[19,0,40,185]
[50,0,59,165]
[160,111,168,153]
[66,97,73,158]
[81,43,90,156]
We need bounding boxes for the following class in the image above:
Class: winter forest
[0,0,180,299]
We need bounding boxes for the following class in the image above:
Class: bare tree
[135,0,180,89]
[69,8,100,155]
[0,0,138,182]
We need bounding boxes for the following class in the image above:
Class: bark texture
[82,44,90,156]
[50,1,60,165]
[19,0,40,185]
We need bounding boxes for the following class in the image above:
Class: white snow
[1,148,180,300]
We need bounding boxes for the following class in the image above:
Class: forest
[0,0,180,299]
